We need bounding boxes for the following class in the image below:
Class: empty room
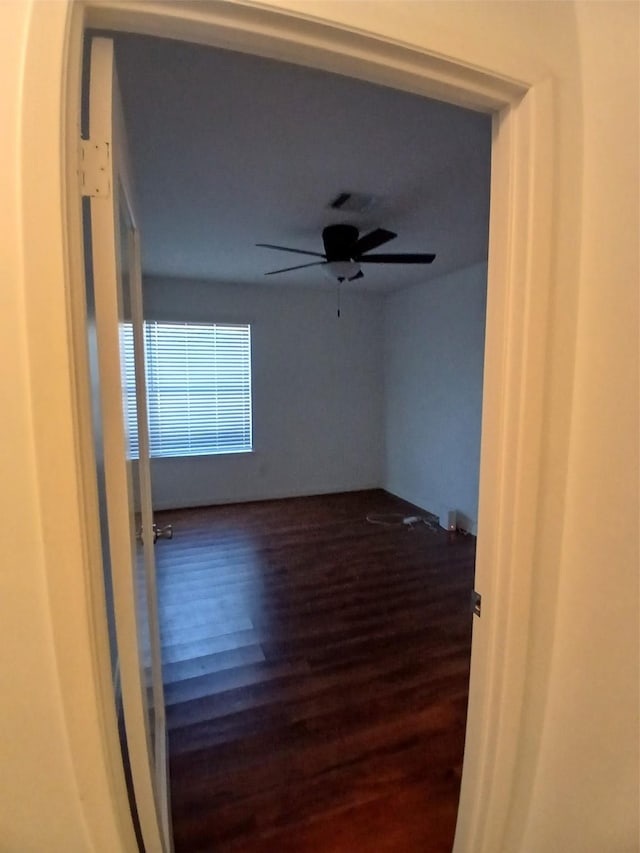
[91,31,491,852]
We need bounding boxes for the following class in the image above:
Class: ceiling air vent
[328,191,378,213]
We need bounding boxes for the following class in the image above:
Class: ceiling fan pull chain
[337,280,341,319]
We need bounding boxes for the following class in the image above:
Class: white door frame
[20,3,554,851]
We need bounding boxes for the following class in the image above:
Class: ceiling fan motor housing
[322,224,360,261]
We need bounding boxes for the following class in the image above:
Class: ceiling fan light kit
[324,260,362,283]
[257,222,436,282]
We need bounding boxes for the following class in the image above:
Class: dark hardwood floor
[153,490,476,853]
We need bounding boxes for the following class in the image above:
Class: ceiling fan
[257,224,436,282]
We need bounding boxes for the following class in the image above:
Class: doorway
[108,30,490,851]
[27,3,552,851]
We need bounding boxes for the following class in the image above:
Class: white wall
[143,276,385,508]
[145,271,487,521]
[384,262,486,531]
[517,4,639,851]
[0,5,95,850]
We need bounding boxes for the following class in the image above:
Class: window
[121,321,252,458]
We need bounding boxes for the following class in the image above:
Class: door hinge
[80,139,111,198]
[472,590,482,618]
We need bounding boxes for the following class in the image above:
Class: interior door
[86,36,171,852]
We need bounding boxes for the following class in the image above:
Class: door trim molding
[20,3,554,851]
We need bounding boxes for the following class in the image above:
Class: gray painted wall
[383,262,487,532]
[143,277,385,509]
[143,268,487,522]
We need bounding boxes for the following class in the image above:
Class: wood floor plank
[163,644,267,685]
[161,627,261,665]
[221,783,460,853]
[156,489,475,852]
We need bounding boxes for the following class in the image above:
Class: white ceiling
[115,35,492,294]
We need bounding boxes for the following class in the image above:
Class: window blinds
[120,321,252,459]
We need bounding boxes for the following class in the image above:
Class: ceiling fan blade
[256,243,326,258]
[359,253,436,264]
[264,261,327,275]
[349,270,364,281]
[354,228,397,256]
